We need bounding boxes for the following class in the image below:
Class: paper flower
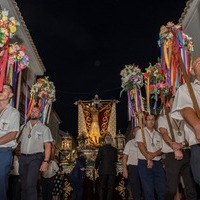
[120,64,145,126]
[144,62,168,95]
[8,43,29,72]
[30,76,56,102]
[159,21,193,54]
[158,21,193,94]
[120,64,143,95]
[0,9,19,48]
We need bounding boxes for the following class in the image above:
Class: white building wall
[180,0,200,58]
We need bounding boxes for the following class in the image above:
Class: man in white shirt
[135,114,165,200]
[171,56,200,186]
[158,95,197,199]
[0,84,20,200]
[122,126,142,200]
[19,106,53,200]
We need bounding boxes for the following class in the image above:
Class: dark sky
[15,0,188,137]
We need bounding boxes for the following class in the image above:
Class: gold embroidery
[62,178,73,199]
[115,177,126,200]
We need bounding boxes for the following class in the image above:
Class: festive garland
[0,9,19,48]
[120,64,143,93]
[0,9,20,92]
[28,76,56,124]
[6,43,29,107]
[120,64,144,127]
[120,22,194,126]
[8,43,29,71]
[144,62,169,114]
[158,21,193,94]
[30,76,56,102]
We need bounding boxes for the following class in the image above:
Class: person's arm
[40,142,51,172]
[150,149,162,157]
[137,142,154,168]
[159,127,183,160]
[159,127,182,150]
[159,127,174,148]
[122,154,128,178]
[0,131,18,145]
[181,107,200,141]
[137,142,149,159]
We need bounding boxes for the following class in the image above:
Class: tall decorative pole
[120,64,144,128]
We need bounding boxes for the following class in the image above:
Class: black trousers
[127,165,142,200]
[42,175,55,200]
[98,174,116,200]
[8,175,21,200]
[19,153,43,200]
[164,149,197,200]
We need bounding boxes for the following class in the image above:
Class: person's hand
[174,149,183,160]
[40,161,49,172]
[122,167,128,179]
[80,167,85,171]
[147,159,153,168]
[146,152,155,160]
[171,142,182,151]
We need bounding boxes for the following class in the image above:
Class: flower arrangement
[159,22,193,52]
[120,64,144,126]
[0,9,19,48]
[143,62,169,95]
[27,77,56,124]
[120,64,143,95]
[144,62,169,114]
[158,21,193,94]
[8,43,29,72]
[30,76,56,102]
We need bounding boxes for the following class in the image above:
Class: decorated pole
[158,22,193,96]
[120,64,144,127]
[143,62,169,115]
[0,9,19,91]
[16,71,22,110]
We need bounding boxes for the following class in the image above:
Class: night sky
[15,0,188,138]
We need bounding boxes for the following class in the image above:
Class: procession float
[60,95,127,200]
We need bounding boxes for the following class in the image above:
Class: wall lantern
[115,130,125,150]
[61,132,72,151]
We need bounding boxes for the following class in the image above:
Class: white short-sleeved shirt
[123,138,138,166]
[42,160,59,178]
[10,155,19,175]
[171,80,200,146]
[157,113,186,153]
[20,120,53,154]
[0,104,20,148]
[135,127,162,161]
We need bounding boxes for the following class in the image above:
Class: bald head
[193,57,200,69]
[192,56,200,80]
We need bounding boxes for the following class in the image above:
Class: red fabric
[0,43,9,91]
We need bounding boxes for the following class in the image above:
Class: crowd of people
[0,84,64,200]
[1,56,200,200]
[122,56,200,200]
